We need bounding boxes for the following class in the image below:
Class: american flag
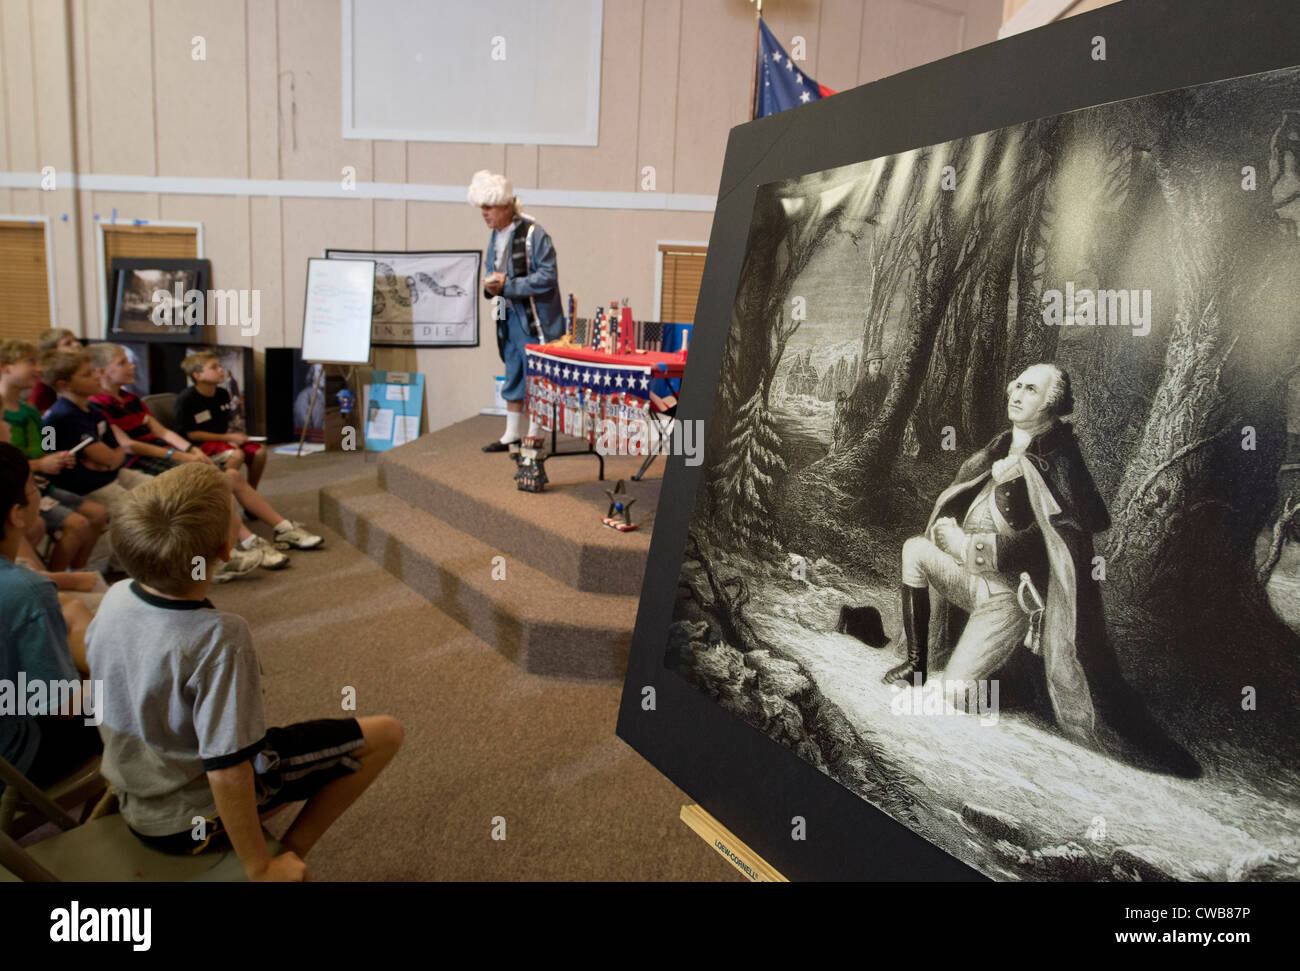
[755,17,835,119]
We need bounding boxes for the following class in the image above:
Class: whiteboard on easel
[301,257,376,364]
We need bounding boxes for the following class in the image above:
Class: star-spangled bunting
[755,17,835,119]
[522,350,657,454]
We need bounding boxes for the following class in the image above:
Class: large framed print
[616,0,1300,883]
[109,258,209,343]
[324,249,480,348]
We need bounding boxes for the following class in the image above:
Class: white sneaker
[274,521,323,550]
[247,535,290,569]
[213,545,262,583]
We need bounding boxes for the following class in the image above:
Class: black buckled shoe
[483,439,521,453]
[883,584,929,686]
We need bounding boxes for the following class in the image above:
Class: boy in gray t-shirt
[87,463,402,881]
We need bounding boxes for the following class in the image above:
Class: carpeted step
[376,415,663,597]
[320,474,636,680]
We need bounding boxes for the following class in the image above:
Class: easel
[297,255,375,454]
[679,804,788,882]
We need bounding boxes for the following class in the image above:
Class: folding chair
[630,322,690,481]
[631,381,680,482]
[0,756,281,882]
[0,753,107,840]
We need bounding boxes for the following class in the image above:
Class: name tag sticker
[195,410,212,424]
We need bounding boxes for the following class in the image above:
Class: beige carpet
[207,444,737,881]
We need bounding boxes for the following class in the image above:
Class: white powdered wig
[467,169,514,207]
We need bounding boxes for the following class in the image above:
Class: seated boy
[86,463,402,880]
[0,443,102,796]
[1,339,107,573]
[88,342,321,560]
[177,351,266,489]
[39,348,151,510]
[28,328,82,414]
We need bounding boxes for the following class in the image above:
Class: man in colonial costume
[468,170,565,452]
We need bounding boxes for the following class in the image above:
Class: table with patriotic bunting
[523,343,687,480]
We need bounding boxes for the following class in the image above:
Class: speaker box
[264,347,299,444]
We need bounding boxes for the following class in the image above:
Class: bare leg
[57,595,93,676]
[226,469,283,528]
[70,500,107,570]
[47,512,88,573]
[24,514,46,554]
[16,536,44,568]
[247,447,267,489]
[279,716,403,859]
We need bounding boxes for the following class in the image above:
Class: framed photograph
[324,249,480,348]
[109,258,210,342]
[616,0,1300,882]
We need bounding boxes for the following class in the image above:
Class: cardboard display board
[363,370,425,451]
[616,0,1300,882]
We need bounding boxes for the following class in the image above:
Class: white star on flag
[800,90,811,103]
[581,370,590,384]
[602,372,611,385]
[615,374,625,388]
[772,51,782,66]
[639,376,649,389]
[562,367,571,380]
[786,58,795,72]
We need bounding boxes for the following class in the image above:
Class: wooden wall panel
[84,0,156,176]
[153,0,249,179]
[636,0,682,196]
[1,0,39,171]
[537,0,644,193]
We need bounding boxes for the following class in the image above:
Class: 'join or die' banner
[525,349,653,454]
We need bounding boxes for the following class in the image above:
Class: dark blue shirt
[43,397,119,494]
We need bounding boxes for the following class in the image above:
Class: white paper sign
[367,408,394,441]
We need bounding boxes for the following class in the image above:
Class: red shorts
[200,440,263,464]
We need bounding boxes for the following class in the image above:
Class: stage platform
[320,415,666,680]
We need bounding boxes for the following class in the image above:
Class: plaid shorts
[129,718,365,855]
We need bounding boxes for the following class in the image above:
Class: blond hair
[110,463,233,594]
[0,339,37,365]
[39,349,92,388]
[37,328,78,353]
[88,342,126,370]
[181,350,219,383]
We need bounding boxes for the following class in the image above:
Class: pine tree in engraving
[715,388,787,548]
